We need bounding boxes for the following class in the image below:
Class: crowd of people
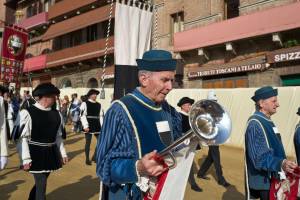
[0,49,300,200]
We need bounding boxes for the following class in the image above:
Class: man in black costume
[80,89,101,165]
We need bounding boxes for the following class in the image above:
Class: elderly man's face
[259,96,280,116]
[141,71,175,103]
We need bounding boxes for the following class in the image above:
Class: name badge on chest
[273,127,279,134]
[156,121,173,146]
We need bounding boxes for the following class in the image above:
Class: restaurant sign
[188,63,268,78]
[267,46,300,63]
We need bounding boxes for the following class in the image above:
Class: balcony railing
[46,37,114,68]
[23,54,47,72]
[18,12,48,30]
[48,0,98,19]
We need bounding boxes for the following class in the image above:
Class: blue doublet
[96,89,182,200]
[245,111,286,191]
[294,123,300,164]
[121,94,174,155]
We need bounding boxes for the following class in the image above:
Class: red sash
[270,168,300,200]
[143,155,169,200]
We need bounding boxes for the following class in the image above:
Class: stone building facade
[153,0,300,88]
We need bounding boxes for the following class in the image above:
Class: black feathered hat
[177,97,195,107]
[86,89,100,97]
[32,83,60,97]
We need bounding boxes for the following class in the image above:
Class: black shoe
[191,184,203,192]
[85,160,92,165]
[197,174,210,180]
[218,181,231,188]
[91,156,96,162]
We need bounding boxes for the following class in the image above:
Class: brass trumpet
[159,99,232,166]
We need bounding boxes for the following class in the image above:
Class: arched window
[25,53,33,59]
[87,78,98,88]
[41,48,51,55]
[60,78,72,88]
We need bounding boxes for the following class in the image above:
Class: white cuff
[135,160,150,192]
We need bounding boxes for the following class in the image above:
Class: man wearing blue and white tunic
[245,86,297,200]
[96,50,182,200]
[294,107,300,164]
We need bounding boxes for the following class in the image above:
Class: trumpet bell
[189,100,231,145]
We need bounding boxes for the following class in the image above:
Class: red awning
[42,5,114,41]
[18,12,48,30]
[174,2,300,52]
[23,55,47,72]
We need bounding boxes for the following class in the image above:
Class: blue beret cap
[251,86,278,102]
[136,50,177,71]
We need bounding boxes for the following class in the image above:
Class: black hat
[32,83,60,97]
[136,50,177,72]
[251,86,278,102]
[86,89,100,97]
[297,107,300,116]
[0,85,9,94]
[177,97,195,107]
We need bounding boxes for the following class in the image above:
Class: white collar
[180,110,189,116]
[88,99,96,103]
[34,102,52,111]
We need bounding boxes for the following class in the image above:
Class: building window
[41,48,51,55]
[25,53,33,59]
[225,0,239,19]
[27,3,38,17]
[87,78,99,88]
[70,29,82,46]
[87,24,98,42]
[44,0,50,12]
[170,12,184,44]
[61,78,72,88]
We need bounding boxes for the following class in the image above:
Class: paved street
[1,131,245,200]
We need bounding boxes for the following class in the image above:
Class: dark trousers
[28,173,50,200]
[197,146,226,183]
[249,189,269,200]
[85,133,99,161]
[189,162,198,186]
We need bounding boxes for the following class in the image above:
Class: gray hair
[138,70,153,78]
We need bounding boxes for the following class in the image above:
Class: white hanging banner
[114,1,153,66]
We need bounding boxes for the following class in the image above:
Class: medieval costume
[14,83,67,200]
[294,107,300,164]
[245,86,286,200]
[69,94,81,133]
[197,91,230,188]
[0,85,8,170]
[80,89,101,165]
[96,50,182,200]
[97,89,182,199]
